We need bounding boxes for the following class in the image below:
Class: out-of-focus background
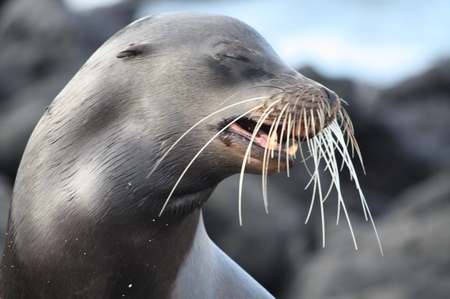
[1,0,449,298]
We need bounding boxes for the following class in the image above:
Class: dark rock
[287,171,450,299]
[0,0,140,179]
[376,59,450,171]
[0,0,83,101]
[74,0,143,54]
[0,0,86,177]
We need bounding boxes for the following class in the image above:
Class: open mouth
[220,117,305,165]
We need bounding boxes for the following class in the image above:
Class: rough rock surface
[287,172,450,299]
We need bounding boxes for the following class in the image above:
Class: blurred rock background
[1,0,449,298]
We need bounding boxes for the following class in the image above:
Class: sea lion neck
[1,201,204,298]
[97,209,203,299]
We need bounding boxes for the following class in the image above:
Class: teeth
[286,142,298,157]
[266,131,278,150]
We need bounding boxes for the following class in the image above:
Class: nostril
[322,87,338,105]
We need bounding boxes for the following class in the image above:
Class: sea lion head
[37,12,354,218]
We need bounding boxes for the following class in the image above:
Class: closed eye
[223,52,251,63]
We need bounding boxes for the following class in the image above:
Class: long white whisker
[277,112,288,172]
[285,112,293,177]
[297,109,313,176]
[318,133,338,203]
[310,135,326,247]
[271,102,290,159]
[304,133,320,224]
[262,119,278,213]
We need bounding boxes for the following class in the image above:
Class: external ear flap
[117,43,151,58]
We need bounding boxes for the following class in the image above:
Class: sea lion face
[113,13,343,179]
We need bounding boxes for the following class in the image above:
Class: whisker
[285,112,293,177]
[310,135,326,247]
[296,108,313,175]
[341,110,365,175]
[304,132,319,224]
[277,111,288,173]
[271,102,290,159]
[262,119,278,213]
[310,104,317,137]
[317,134,338,203]
[302,109,315,177]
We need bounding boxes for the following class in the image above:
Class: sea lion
[0,12,379,298]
